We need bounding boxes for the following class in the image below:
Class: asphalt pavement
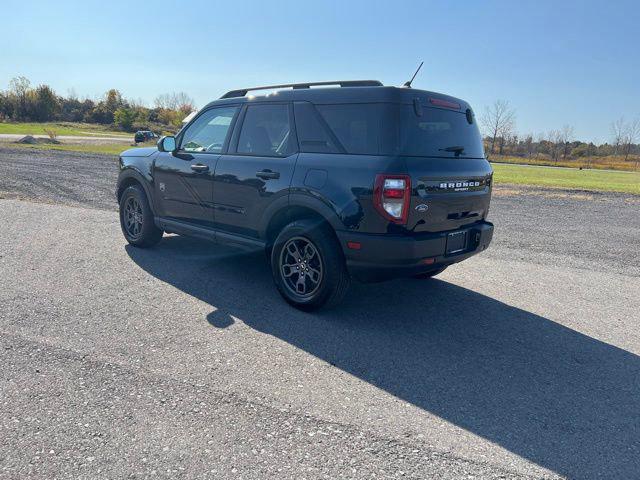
[1,146,639,479]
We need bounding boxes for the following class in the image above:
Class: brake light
[374,174,411,224]
[429,98,461,110]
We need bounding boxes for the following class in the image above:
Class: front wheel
[119,184,163,247]
[271,220,350,311]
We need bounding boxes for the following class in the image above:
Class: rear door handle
[191,164,209,172]
[256,170,280,180]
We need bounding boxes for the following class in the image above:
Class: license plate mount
[446,231,467,255]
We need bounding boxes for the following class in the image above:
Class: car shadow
[126,235,640,479]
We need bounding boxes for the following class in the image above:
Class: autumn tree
[154,92,195,113]
[559,124,575,160]
[480,100,516,154]
[622,119,639,162]
[611,117,626,155]
[8,76,31,119]
[547,129,562,162]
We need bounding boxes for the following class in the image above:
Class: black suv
[116,80,494,309]
[134,130,158,144]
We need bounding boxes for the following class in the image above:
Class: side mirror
[158,135,177,153]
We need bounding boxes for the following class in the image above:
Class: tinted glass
[316,104,388,155]
[237,104,293,156]
[399,106,484,158]
[180,106,238,153]
[313,103,484,158]
[294,102,340,154]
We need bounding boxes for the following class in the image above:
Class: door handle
[191,164,209,172]
[256,169,280,180]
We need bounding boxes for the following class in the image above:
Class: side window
[316,104,388,155]
[293,102,340,154]
[237,104,294,157]
[180,106,238,153]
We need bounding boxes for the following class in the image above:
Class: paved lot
[1,147,639,479]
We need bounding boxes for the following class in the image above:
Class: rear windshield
[398,105,484,158]
[299,102,484,158]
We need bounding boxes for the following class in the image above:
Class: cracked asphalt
[1,146,639,479]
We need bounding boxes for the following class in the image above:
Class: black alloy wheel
[279,236,324,298]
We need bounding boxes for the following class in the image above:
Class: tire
[412,266,447,279]
[271,219,350,311]
[119,184,163,248]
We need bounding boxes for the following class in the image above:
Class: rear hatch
[399,102,492,233]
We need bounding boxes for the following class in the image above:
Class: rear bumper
[336,221,494,282]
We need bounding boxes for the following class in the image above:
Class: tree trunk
[490,127,498,154]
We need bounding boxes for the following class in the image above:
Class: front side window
[237,104,293,156]
[180,106,238,153]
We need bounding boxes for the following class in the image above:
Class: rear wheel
[412,266,447,279]
[119,184,163,247]
[271,220,350,310]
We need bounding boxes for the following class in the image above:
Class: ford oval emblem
[415,204,429,212]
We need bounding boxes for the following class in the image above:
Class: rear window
[297,102,484,158]
[399,105,484,158]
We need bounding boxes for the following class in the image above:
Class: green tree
[31,85,60,121]
[104,89,124,113]
[87,89,126,124]
[113,107,136,131]
[8,76,31,119]
[0,92,9,119]
[134,106,149,124]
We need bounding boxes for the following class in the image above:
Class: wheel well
[117,177,142,202]
[265,206,333,247]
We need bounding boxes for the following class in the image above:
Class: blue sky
[2,0,638,142]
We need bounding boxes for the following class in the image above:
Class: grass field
[0,122,129,137]
[491,154,639,172]
[492,163,640,195]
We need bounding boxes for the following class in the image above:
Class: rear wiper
[439,145,466,157]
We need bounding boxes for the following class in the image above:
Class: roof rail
[220,80,383,99]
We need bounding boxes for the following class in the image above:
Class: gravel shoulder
[0,146,118,210]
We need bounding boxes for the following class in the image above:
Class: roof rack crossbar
[220,80,383,99]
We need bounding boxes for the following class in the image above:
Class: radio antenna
[403,61,424,88]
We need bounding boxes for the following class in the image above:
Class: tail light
[373,174,411,224]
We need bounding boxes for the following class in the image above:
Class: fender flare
[117,167,156,214]
[258,191,344,240]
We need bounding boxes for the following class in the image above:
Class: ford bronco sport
[116,80,494,310]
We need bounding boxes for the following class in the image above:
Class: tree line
[480,100,640,162]
[0,76,196,132]
[1,76,638,161]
